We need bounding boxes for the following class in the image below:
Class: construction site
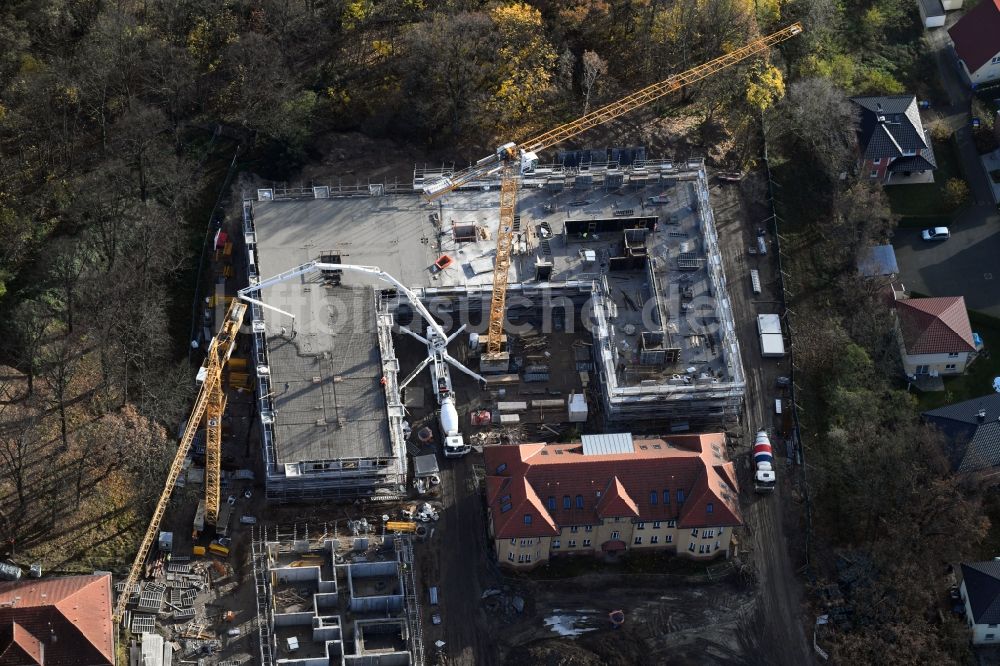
[243,153,746,503]
[106,24,806,666]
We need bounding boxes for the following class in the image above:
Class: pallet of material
[485,373,520,384]
[497,401,528,412]
[530,399,564,409]
[499,414,520,425]
[523,373,550,383]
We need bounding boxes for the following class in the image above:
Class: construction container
[429,587,439,606]
[0,561,21,581]
[568,393,588,422]
[193,546,207,556]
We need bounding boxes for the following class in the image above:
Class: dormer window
[902,148,916,156]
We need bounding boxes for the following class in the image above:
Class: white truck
[757,314,785,358]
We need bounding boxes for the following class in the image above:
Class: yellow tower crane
[422,22,804,364]
[113,300,246,624]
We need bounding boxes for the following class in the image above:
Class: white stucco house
[959,561,1000,645]
[949,0,1000,87]
[893,293,978,379]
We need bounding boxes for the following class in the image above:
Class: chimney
[977,408,987,422]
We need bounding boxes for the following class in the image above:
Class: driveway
[926,22,996,205]
[893,204,1000,317]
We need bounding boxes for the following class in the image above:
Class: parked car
[921,227,950,241]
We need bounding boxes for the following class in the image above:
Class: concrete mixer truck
[753,430,776,493]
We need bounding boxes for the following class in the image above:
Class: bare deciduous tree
[581,50,607,115]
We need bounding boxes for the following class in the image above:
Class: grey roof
[923,394,1000,472]
[961,561,1000,624]
[266,290,393,464]
[918,0,945,19]
[851,95,930,161]
[857,245,898,277]
[412,453,440,477]
[581,433,635,456]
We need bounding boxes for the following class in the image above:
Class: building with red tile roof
[893,294,979,380]
[948,0,1000,88]
[485,433,742,568]
[0,573,114,666]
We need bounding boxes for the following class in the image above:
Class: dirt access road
[712,175,813,666]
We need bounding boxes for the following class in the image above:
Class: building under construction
[251,526,423,666]
[242,153,745,502]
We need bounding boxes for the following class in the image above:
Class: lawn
[886,136,963,225]
[918,310,1000,411]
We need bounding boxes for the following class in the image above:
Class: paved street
[893,24,1000,315]
[893,206,1000,317]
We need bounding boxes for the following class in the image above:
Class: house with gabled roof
[893,292,979,379]
[958,561,1000,644]
[923,394,1000,475]
[0,573,115,665]
[484,433,742,569]
[851,95,936,185]
[949,0,1000,88]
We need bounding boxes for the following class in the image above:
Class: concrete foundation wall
[274,612,315,627]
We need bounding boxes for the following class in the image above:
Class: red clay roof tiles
[0,574,114,666]
[896,296,976,355]
[949,0,1000,74]
[485,434,742,539]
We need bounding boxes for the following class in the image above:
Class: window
[988,633,997,641]
[495,463,507,474]
[508,552,514,561]
[518,554,525,562]
[715,541,720,551]
[547,496,555,511]
[902,148,916,156]
[677,489,685,504]
[524,514,532,525]
[583,539,591,547]
[945,364,957,371]
[636,522,645,530]
[563,495,571,509]
[585,525,593,533]
[575,495,584,509]
[510,538,516,545]
[719,527,724,536]
[570,526,579,534]
[650,535,659,544]
[500,503,512,513]
[614,517,621,522]
[520,539,529,546]
[650,491,658,505]
[873,158,881,165]
[667,520,676,528]
[525,554,532,563]
[552,539,560,549]
[568,540,577,548]
[663,490,670,505]
[665,534,673,543]
[688,542,696,552]
[699,544,708,554]
[611,531,620,540]
[634,536,642,545]
[692,528,699,537]
[706,503,714,514]
[869,170,878,178]
[653,521,661,529]
[993,55,1000,64]
[703,529,715,538]
[948,352,960,358]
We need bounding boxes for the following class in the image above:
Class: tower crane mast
[113,300,246,624]
[421,22,803,366]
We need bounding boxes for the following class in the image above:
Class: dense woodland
[0,0,986,662]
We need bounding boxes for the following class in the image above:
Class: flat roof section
[266,291,392,464]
